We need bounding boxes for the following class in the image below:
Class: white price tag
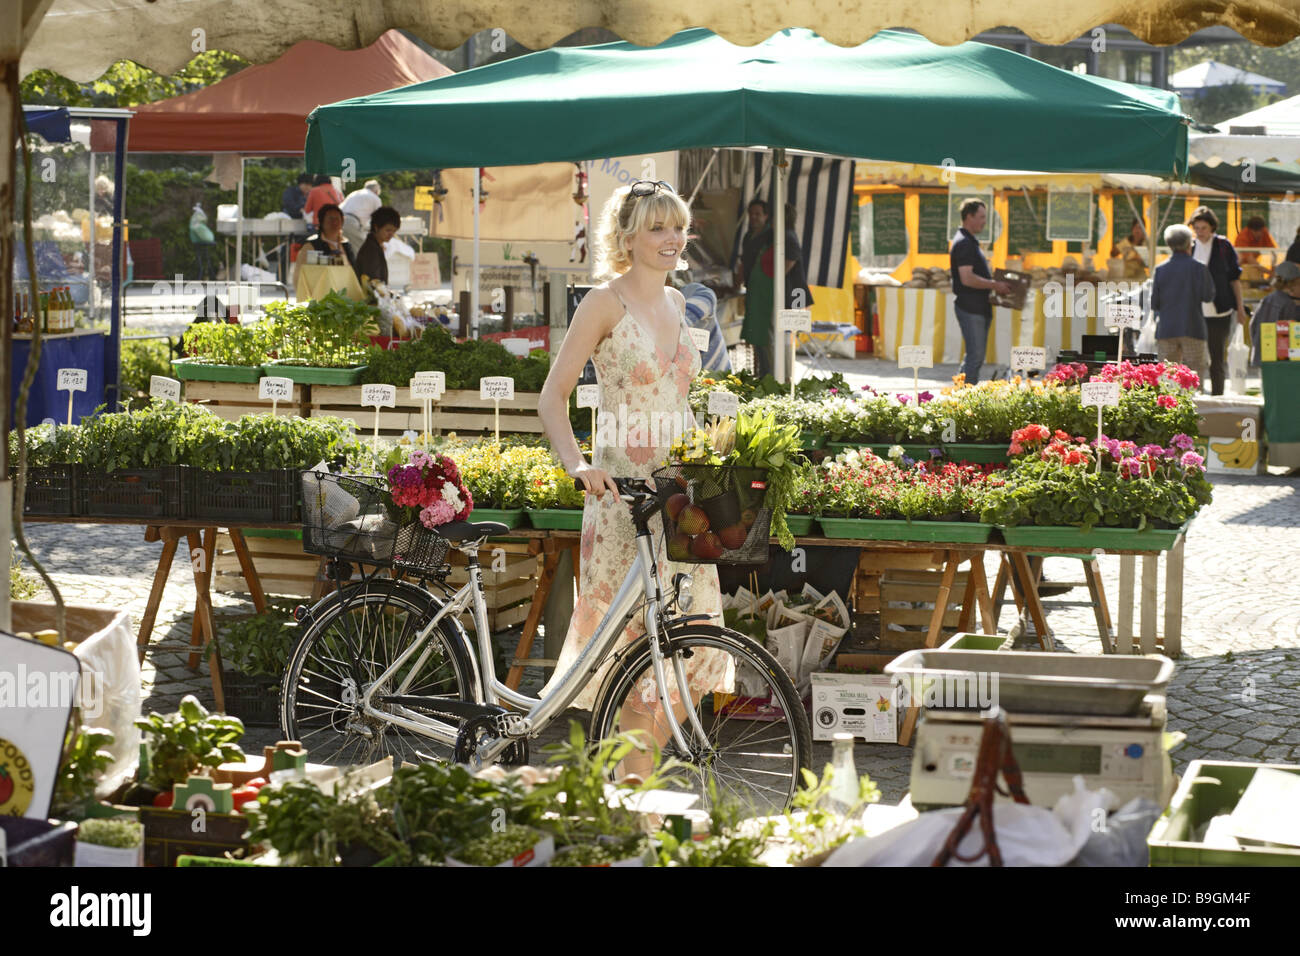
[1081,381,1121,408]
[897,345,933,370]
[688,327,711,351]
[149,375,181,402]
[480,376,515,401]
[778,309,813,333]
[501,337,531,357]
[1010,346,1047,372]
[259,376,293,401]
[362,384,397,408]
[228,283,259,308]
[576,384,600,409]
[1108,302,1142,330]
[707,390,739,418]
[409,372,444,400]
[56,368,87,392]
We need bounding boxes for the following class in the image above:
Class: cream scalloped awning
[20,0,1300,82]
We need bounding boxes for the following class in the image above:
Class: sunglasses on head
[628,180,675,198]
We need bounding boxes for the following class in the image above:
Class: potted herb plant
[74,818,144,867]
[172,321,270,383]
[206,606,298,727]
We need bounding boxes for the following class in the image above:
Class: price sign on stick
[1010,346,1047,377]
[577,384,600,444]
[897,345,933,404]
[1081,381,1121,473]
[688,327,710,351]
[779,310,813,397]
[708,390,739,419]
[149,375,181,403]
[259,376,293,416]
[501,338,530,357]
[362,384,397,446]
[57,368,87,424]
[1107,302,1142,368]
[410,372,445,447]
[480,376,515,444]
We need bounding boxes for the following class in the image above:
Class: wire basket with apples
[652,464,772,565]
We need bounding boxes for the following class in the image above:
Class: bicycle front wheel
[589,626,812,816]
[281,579,475,768]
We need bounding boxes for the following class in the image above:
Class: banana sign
[1200,408,1262,475]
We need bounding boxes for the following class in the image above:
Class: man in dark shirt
[282,173,312,219]
[1151,223,1215,375]
[950,198,1011,384]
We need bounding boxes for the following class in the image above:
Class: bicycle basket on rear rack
[650,464,771,565]
[300,471,450,574]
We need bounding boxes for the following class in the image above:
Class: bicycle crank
[453,715,529,767]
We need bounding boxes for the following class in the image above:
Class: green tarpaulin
[305,28,1189,177]
[1188,161,1300,195]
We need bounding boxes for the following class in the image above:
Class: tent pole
[773,148,787,383]
[0,51,16,633]
[235,156,245,285]
[472,167,480,337]
[88,151,96,315]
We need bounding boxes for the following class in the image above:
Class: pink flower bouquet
[386,449,473,530]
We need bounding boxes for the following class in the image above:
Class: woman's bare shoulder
[575,283,626,330]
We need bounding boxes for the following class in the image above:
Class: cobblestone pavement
[19,357,1299,805]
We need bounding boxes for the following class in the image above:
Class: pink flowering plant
[382,446,473,530]
[978,423,1212,530]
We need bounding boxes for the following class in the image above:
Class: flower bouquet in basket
[383,447,474,530]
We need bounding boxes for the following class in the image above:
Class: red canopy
[125,29,452,153]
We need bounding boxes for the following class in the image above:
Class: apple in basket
[667,533,692,562]
[665,492,690,522]
[690,532,724,560]
[740,508,757,529]
[677,505,710,536]
[718,523,747,551]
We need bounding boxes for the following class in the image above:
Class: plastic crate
[191,470,298,524]
[78,466,188,519]
[22,465,78,517]
[1147,760,1300,866]
[220,671,281,726]
[0,818,77,866]
[652,464,771,565]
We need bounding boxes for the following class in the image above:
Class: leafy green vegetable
[133,694,245,791]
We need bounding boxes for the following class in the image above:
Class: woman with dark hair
[300,203,354,268]
[353,205,401,291]
[1189,205,1245,395]
[1110,218,1148,280]
[303,175,344,226]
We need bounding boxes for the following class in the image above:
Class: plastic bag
[1227,323,1249,394]
[1069,798,1164,867]
[189,204,215,244]
[1136,312,1157,355]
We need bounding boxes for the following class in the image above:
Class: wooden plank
[1163,535,1184,658]
[1140,554,1158,655]
[881,568,970,585]
[924,553,960,648]
[881,608,961,627]
[138,527,181,662]
[1118,553,1135,654]
[183,381,305,403]
[857,552,943,571]
[856,595,881,613]
[879,581,969,603]
[879,629,950,651]
[312,386,541,411]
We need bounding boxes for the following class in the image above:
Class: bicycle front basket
[651,464,771,566]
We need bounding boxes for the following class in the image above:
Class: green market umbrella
[306,28,1189,177]
[1187,161,1300,195]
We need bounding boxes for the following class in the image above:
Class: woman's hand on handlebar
[568,462,620,499]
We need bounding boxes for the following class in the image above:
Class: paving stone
[1243,724,1291,742]
[1199,732,1242,750]
[1228,739,1266,758]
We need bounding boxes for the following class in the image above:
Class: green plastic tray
[940,443,1009,463]
[939,632,1012,651]
[800,431,826,451]
[824,442,935,460]
[1148,761,1300,867]
[171,359,263,383]
[815,518,994,543]
[784,514,815,536]
[999,520,1190,551]
[264,363,367,385]
[526,508,584,530]
[469,507,525,529]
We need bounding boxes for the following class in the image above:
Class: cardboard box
[1198,404,1263,475]
[810,672,898,743]
[1262,323,1278,362]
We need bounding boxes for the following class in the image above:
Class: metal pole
[472,168,480,336]
[88,151,96,315]
[773,148,787,383]
[235,156,245,285]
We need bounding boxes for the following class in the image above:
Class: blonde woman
[537,181,730,776]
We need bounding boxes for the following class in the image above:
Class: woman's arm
[538,289,621,497]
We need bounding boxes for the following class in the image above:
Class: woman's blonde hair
[593,184,690,279]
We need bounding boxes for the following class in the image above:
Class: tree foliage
[21,52,249,108]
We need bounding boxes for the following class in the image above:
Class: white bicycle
[281,472,812,813]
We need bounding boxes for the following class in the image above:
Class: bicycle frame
[356,519,713,766]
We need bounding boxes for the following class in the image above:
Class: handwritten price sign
[480,377,515,402]
[1010,346,1047,373]
[1108,303,1142,330]
[57,368,87,392]
[409,371,445,401]
[688,327,711,351]
[576,384,600,409]
[1081,382,1121,408]
[362,384,397,408]
[708,391,740,418]
[259,377,293,401]
[149,376,181,402]
[898,346,933,370]
[778,309,812,333]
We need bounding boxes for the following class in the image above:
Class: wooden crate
[183,380,308,421]
[879,568,969,651]
[311,386,545,438]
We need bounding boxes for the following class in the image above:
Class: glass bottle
[825,732,859,815]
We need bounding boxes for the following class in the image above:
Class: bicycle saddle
[437,520,509,543]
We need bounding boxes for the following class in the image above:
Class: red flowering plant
[809,448,1002,521]
[979,423,1212,530]
[381,446,473,529]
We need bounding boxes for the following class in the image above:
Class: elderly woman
[1249,259,1300,366]
[300,204,354,268]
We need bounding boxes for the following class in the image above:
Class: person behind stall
[188,203,216,282]
[1286,226,1300,264]
[1248,259,1300,366]
[302,175,344,227]
[353,206,401,296]
[1109,219,1149,280]
[341,180,384,248]
[741,201,813,379]
[282,173,313,219]
[1233,215,1275,265]
[301,204,355,268]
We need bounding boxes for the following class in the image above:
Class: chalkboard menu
[872,194,908,257]
[1007,191,1052,254]
[918,193,952,254]
[1047,189,1093,242]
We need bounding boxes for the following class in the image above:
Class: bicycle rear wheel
[589,625,812,816]
[281,578,475,768]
